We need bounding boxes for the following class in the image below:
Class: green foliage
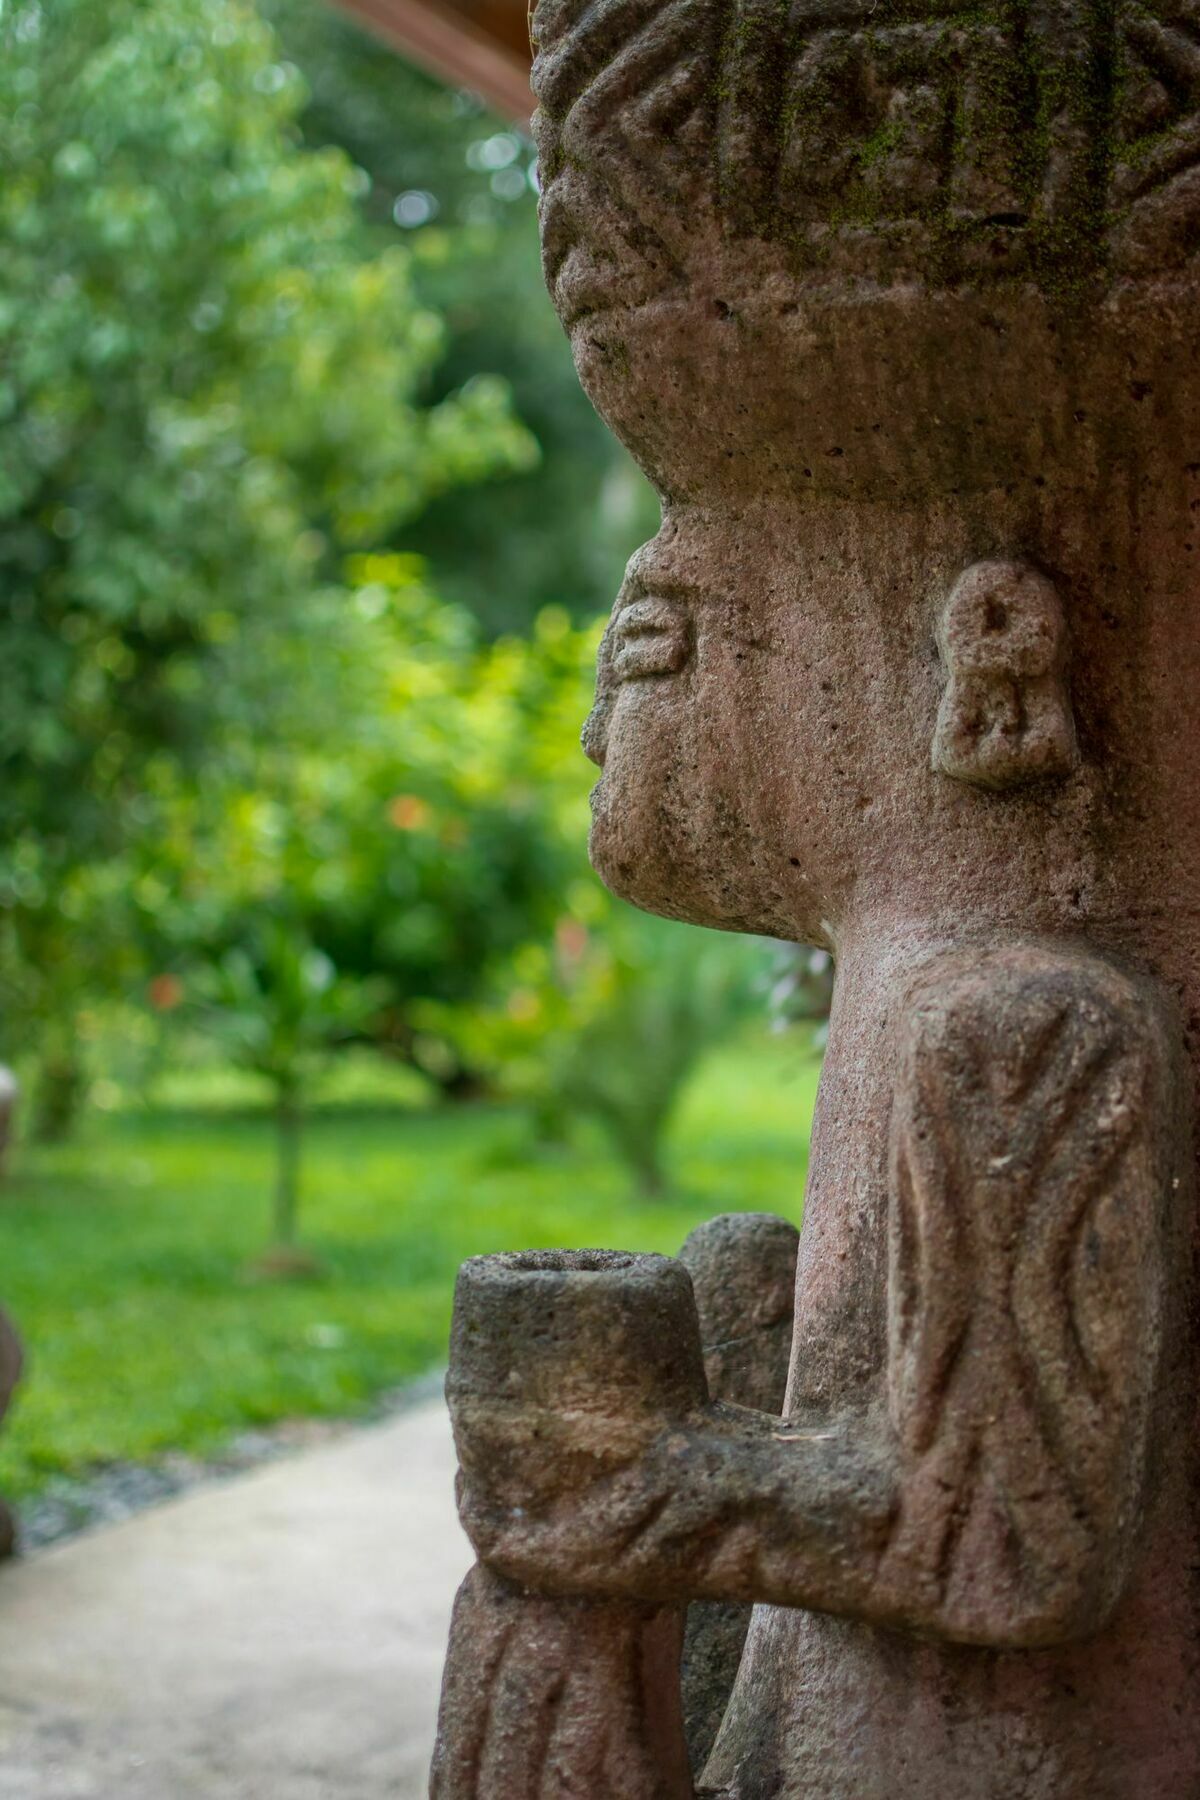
[261,0,659,633]
[300,564,588,1042]
[0,1036,817,1501]
[146,565,769,1191]
[0,0,534,1100]
[0,856,146,1139]
[191,920,383,1252]
[480,907,766,1196]
[0,0,770,1187]
[195,930,377,1085]
[143,557,598,1104]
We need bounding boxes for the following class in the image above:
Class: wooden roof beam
[331,0,533,126]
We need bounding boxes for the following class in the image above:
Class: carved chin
[588,771,823,942]
[583,685,703,921]
[586,776,683,920]
[587,766,748,931]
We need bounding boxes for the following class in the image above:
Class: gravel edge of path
[9,1368,447,1554]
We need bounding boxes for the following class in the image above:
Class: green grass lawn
[0,1034,820,1502]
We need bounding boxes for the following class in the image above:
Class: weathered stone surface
[430,0,1200,1792]
[677,1214,799,1417]
[677,1213,798,1775]
[431,1252,700,1798]
[430,1565,691,1800]
[931,561,1078,790]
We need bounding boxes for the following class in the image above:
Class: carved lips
[583,593,692,769]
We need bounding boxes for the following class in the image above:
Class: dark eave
[329,0,534,125]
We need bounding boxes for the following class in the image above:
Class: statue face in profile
[537,0,1200,946]
[581,516,1088,946]
[580,507,860,947]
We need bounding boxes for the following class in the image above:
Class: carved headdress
[532,0,1200,501]
[535,0,1200,317]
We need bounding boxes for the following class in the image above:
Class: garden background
[0,0,829,1523]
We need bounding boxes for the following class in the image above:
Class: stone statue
[430,0,1200,1792]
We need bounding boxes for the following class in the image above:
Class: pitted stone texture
[878,944,1176,1644]
[678,1213,799,1775]
[430,0,1200,1791]
[433,1252,702,1799]
[430,1566,691,1800]
[532,0,1200,301]
[678,1214,799,1415]
[932,562,1078,791]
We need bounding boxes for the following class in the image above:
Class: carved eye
[612,597,691,682]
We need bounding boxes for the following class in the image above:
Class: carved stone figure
[430,0,1200,1792]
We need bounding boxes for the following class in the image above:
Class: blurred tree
[456,902,765,1197]
[305,564,592,1091]
[191,917,382,1266]
[552,912,761,1197]
[148,556,592,1103]
[0,0,535,1128]
[0,860,142,1141]
[260,0,659,633]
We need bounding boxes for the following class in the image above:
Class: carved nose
[581,697,610,767]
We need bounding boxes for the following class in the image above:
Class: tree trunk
[272,1083,303,1249]
[0,1066,18,1179]
[630,1136,667,1200]
[31,1033,85,1144]
[432,1061,490,1105]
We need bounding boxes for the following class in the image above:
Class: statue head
[534,0,1200,946]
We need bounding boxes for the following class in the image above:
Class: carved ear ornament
[932,561,1079,793]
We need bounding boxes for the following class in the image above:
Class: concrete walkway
[0,1400,471,1799]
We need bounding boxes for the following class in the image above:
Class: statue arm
[451,945,1180,1651]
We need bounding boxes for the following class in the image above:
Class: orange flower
[555,918,589,961]
[388,794,430,831]
[148,973,184,1012]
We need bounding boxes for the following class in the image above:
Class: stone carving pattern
[677,1215,800,1776]
[431,1565,691,1799]
[877,945,1172,1641]
[431,945,1179,1795]
[533,0,1200,301]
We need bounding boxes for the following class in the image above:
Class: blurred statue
[0,1064,18,1180]
[0,1307,22,1559]
[431,1,1200,1793]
